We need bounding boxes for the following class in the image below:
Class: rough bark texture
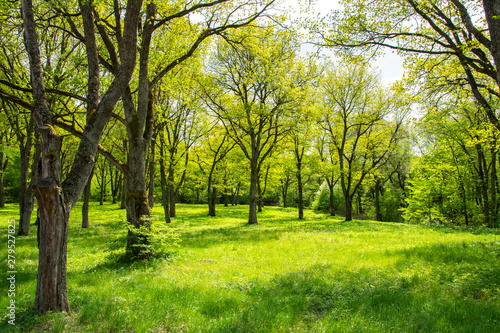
[34,128,69,313]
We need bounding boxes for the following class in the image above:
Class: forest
[1,0,500,331]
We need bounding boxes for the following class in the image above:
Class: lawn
[1,203,499,332]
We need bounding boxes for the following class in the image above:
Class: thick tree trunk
[82,168,93,228]
[120,177,127,209]
[345,195,353,221]
[208,187,217,216]
[34,128,70,313]
[248,162,259,224]
[124,140,151,258]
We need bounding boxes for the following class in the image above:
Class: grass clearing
[1,202,499,332]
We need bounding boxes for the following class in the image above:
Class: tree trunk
[82,168,93,228]
[345,195,353,221]
[459,181,469,226]
[0,145,7,207]
[34,128,70,313]
[297,163,304,219]
[160,137,171,223]
[328,181,335,216]
[99,162,106,205]
[374,181,382,222]
[19,122,39,236]
[124,139,151,258]
[248,162,259,224]
[208,187,217,216]
[476,145,490,226]
[235,183,240,206]
[490,147,497,227]
[168,168,176,217]
[148,139,155,208]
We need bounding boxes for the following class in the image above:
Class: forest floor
[1,202,500,332]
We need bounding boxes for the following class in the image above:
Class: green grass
[1,202,499,332]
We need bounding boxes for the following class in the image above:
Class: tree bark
[18,120,39,236]
[248,161,259,224]
[148,139,155,208]
[82,168,93,228]
[297,162,304,219]
[490,146,497,227]
[160,135,171,223]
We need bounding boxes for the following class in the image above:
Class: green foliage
[123,215,181,261]
[311,181,344,214]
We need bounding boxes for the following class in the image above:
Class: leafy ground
[1,202,499,332]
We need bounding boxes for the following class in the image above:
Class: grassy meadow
[1,202,499,332]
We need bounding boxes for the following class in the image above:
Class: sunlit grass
[1,202,499,332]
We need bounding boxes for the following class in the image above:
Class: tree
[202,27,302,224]
[321,60,406,221]
[21,0,143,313]
[194,124,235,216]
[317,0,500,133]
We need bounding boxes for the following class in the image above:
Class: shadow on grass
[202,264,500,333]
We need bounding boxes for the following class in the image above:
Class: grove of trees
[1,0,499,315]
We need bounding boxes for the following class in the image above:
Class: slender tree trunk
[235,183,240,206]
[345,195,353,221]
[148,139,155,208]
[459,181,469,226]
[374,181,382,222]
[19,122,38,235]
[490,147,497,227]
[281,177,289,208]
[297,162,304,219]
[160,136,171,223]
[257,180,264,212]
[82,168,93,228]
[168,168,176,217]
[0,139,7,207]
[99,162,106,205]
[328,181,335,216]
[476,145,490,226]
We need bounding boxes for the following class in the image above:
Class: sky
[283,0,405,85]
